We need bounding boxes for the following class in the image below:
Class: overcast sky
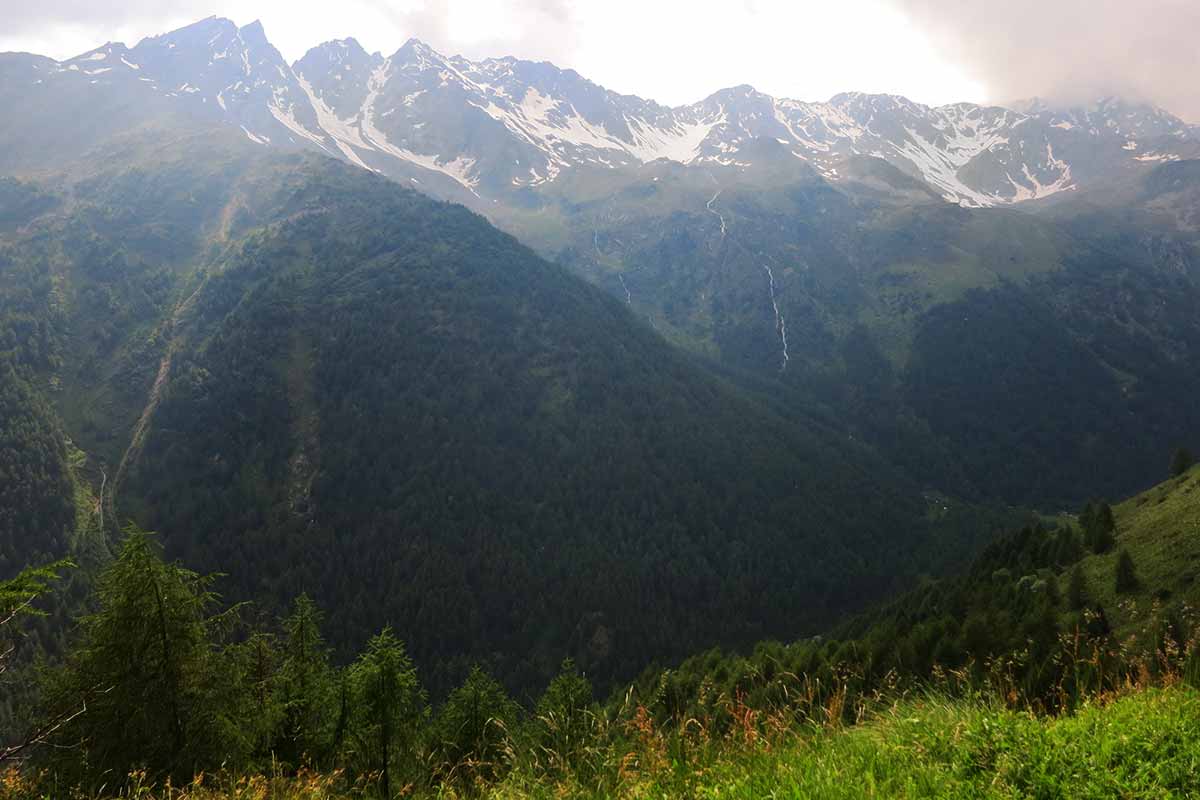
[0,0,1195,118]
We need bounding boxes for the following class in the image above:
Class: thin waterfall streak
[763,264,789,371]
[706,190,726,239]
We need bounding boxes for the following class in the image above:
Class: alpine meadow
[3,4,1200,798]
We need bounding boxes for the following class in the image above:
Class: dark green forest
[628,466,1200,729]
[3,148,1200,773]
[4,26,1200,796]
[5,469,1200,798]
[0,158,1008,702]
[528,161,1200,509]
[120,162,1004,692]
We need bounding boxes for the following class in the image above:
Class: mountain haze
[4,17,1199,207]
[3,15,1200,697]
[0,138,1006,692]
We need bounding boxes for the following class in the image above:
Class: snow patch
[241,126,269,145]
[358,60,481,193]
[268,90,331,151]
[295,74,373,169]
[1135,152,1179,163]
[625,114,725,163]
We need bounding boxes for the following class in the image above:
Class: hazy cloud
[0,0,204,34]
[0,0,983,108]
[0,0,580,64]
[368,0,579,62]
[893,0,1200,120]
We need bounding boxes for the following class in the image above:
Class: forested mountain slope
[5,16,1199,697]
[0,145,1004,694]
[636,458,1200,722]
[4,18,1200,509]
[503,153,1200,508]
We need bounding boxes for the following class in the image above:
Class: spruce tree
[348,627,426,798]
[1115,549,1138,594]
[234,630,281,759]
[1085,502,1116,554]
[39,529,248,786]
[1067,564,1087,610]
[432,665,520,785]
[0,560,71,765]
[1044,573,1061,606]
[1171,447,1195,478]
[275,594,336,768]
[533,658,596,778]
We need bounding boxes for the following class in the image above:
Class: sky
[0,0,1195,118]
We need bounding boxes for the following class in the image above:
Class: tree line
[3,529,600,796]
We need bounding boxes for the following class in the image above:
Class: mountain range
[6,15,1200,208]
[4,16,1200,696]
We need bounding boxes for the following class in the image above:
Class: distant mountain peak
[15,16,1200,207]
[141,15,238,45]
[394,37,441,59]
[237,20,270,46]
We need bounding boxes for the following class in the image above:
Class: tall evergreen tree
[39,529,249,787]
[275,594,336,768]
[1067,564,1087,611]
[432,665,520,786]
[1170,447,1195,478]
[1082,501,1116,554]
[0,560,70,765]
[1115,549,1138,594]
[532,658,596,778]
[348,627,427,798]
[233,629,281,761]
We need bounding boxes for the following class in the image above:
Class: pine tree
[275,594,336,769]
[1067,564,1087,610]
[39,528,248,786]
[347,627,426,798]
[1084,501,1116,554]
[234,630,281,759]
[0,560,71,765]
[533,658,596,778]
[1115,549,1138,594]
[432,665,520,785]
[1044,573,1061,606]
[1171,447,1195,478]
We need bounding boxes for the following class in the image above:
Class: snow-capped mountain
[5,17,1200,206]
[66,18,329,148]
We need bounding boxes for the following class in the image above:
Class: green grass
[637,687,1200,800]
[1074,464,1200,634]
[509,687,1200,799]
[14,686,1198,799]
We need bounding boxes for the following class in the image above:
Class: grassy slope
[20,687,1200,798]
[620,688,1200,800]
[1075,464,1200,634]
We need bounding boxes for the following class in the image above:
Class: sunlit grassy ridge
[613,687,1200,800]
[1076,464,1200,634]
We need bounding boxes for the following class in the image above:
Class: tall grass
[6,668,1200,799]
[6,601,1200,800]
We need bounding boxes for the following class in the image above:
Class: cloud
[892,0,1200,120]
[367,0,579,62]
[0,0,982,108]
[0,0,580,65]
[0,0,204,35]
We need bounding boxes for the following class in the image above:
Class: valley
[1,9,1199,798]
